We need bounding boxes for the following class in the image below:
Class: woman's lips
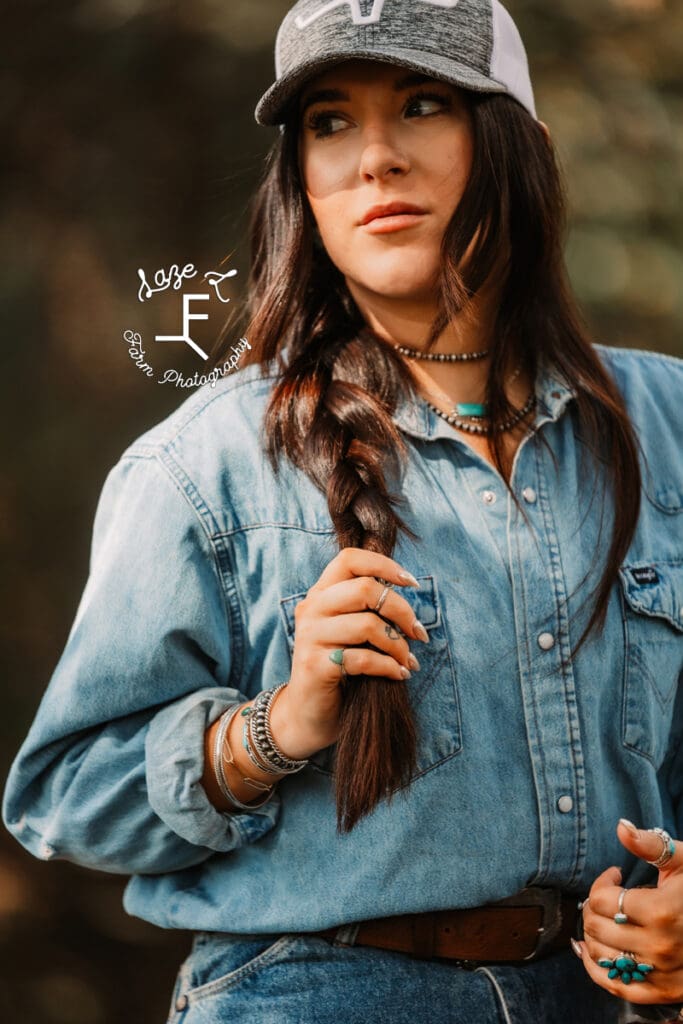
[361,212,427,234]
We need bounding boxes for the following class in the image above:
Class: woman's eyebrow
[299,72,440,117]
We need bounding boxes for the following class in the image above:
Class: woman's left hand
[574,820,683,1005]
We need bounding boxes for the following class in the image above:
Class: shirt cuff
[145,687,281,852]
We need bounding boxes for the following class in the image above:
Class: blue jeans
[165,928,642,1024]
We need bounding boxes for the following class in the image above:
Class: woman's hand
[270,548,430,759]
[574,820,683,1007]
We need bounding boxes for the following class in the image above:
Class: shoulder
[107,357,285,524]
[593,343,683,425]
[125,357,280,457]
[593,343,683,512]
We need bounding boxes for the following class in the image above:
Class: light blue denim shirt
[3,344,683,935]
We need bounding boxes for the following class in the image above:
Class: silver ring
[614,887,629,925]
[373,583,393,614]
[646,827,676,869]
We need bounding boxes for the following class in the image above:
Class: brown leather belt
[313,888,580,965]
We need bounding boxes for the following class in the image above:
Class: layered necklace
[393,342,537,437]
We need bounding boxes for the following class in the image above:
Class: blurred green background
[1,0,681,1020]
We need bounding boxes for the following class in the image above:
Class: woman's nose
[357,131,411,181]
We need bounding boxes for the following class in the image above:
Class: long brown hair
[211,88,641,834]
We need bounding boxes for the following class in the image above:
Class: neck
[346,278,504,405]
[347,284,496,358]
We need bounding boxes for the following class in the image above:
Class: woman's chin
[347,273,440,306]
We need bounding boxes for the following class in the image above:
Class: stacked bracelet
[212,703,275,812]
[241,682,310,776]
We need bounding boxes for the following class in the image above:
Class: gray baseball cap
[254,0,537,127]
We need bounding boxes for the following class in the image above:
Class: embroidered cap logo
[295,0,462,30]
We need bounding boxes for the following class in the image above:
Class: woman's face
[297,59,474,309]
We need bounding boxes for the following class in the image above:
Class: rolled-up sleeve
[2,449,281,875]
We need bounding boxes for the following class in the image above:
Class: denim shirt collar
[275,343,576,441]
[390,360,577,442]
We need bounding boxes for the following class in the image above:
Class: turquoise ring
[614,887,629,925]
[597,953,654,985]
[329,648,348,682]
[647,827,676,869]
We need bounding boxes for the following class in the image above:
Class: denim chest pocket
[279,574,462,779]
[619,561,683,766]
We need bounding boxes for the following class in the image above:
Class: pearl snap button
[558,795,573,813]
[522,487,537,504]
[176,995,189,1012]
[538,632,555,650]
[482,490,496,505]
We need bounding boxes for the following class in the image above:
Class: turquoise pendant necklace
[417,365,522,422]
[408,362,530,435]
[452,401,488,419]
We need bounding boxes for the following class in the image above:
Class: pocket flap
[618,562,683,632]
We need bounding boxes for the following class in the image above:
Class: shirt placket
[507,425,587,887]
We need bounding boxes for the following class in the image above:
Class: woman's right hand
[269,548,431,760]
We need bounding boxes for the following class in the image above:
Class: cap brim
[254,47,510,127]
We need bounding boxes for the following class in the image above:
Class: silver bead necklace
[393,343,489,363]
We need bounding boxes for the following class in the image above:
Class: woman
[3,0,683,1021]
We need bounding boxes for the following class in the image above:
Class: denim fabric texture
[2,343,683,1018]
[163,933,628,1024]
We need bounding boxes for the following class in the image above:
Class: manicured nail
[413,620,429,642]
[570,938,583,959]
[407,653,421,671]
[398,570,420,587]
[399,666,412,679]
[619,818,638,835]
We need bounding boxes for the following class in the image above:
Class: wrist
[268,684,329,761]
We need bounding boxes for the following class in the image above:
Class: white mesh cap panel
[490,0,536,118]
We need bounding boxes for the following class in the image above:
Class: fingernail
[407,653,421,671]
[399,666,412,679]
[413,620,430,643]
[619,818,638,835]
[570,937,583,959]
[397,570,420,587]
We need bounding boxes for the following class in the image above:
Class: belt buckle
[492,887,564,962]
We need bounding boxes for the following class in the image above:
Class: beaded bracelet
[241,710,283,776]
[249,683,310,774]
[242,683,310,776]
[212,704,275,811]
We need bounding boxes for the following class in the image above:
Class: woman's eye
[306,112,347,138]
[404,92,451,118]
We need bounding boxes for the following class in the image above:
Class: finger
[589,864,623,897]
[581,930,651,973]
[583,901,647,954]
[573,941,665,1005]
[313,549,420,593]
[617,820,683,880]
[586,882,661,928]
[329,645,413,683]
[314,611,414,666]
[307,575,428,642]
